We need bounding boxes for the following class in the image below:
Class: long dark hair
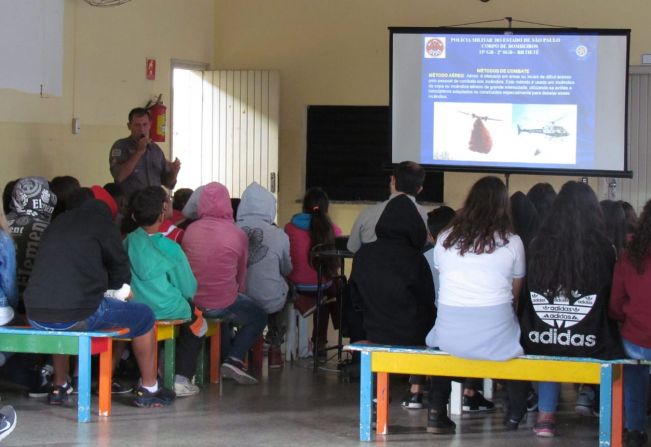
[302,187,337,276]
[443,176,512,255]
[527,182,556,221]
[528,181,610,299]
[600,200,627,254]
[626,198,651,274]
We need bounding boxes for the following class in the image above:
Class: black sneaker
[503,411,527,431]
[111,379,133,394]
[0,405,17,442]
[426,409,456,434]
[462,391,495,412]
[221,358,258,385]
[624,430,648,447]
[526,389,539,412]
[48,383,71,406]
[133,385,175,408]
[28,365,54,398]
[401,391,424,409]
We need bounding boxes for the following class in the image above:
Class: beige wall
[214,0,649,231]
[2,1,646,232]
[0,0,214,187]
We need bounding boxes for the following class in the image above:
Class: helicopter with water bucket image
[459,111,503,154]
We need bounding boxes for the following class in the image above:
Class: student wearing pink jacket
[182,182,266,385]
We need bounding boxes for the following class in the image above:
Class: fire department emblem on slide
[530,291,596,328]
[424,37,446,58]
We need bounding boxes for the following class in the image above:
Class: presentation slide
[391,30,630,176]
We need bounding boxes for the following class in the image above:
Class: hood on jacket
[375,194,426,249]
[198,182,233,220]
[124,228,176,281]
[290,213,311,231]
[237,182,276,224]
[10,177,56,218]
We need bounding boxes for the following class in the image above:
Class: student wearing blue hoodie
[236,183,292,368]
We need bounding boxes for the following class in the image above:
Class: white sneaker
[0,405,17,442]
[174,377,199,397]
[0,307,14,326]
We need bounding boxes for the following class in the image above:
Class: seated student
[350,194,444,433]
[521,181,624,438]
[182,182,266,385]
[609,198,651,447]
[23,186,174,407]
[285,187,342,357]
[350,194,435,345]
[235,182,292,368]
[123,186,203,396]
[426,176,529,432]
[6,177,57,397]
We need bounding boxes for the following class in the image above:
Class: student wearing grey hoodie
[236,182,292,367]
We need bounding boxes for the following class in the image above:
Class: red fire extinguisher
[147,94,167,142]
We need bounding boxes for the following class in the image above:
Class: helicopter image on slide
[517,118,570,138]
[459,111,503,154]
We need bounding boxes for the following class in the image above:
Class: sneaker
[533,419,556,438]
[48,383,71,406]
[268,345,283,369]
[426,409,456,434]
[28,364,54,398]
[575,386,598,417]
[526,389,539,412]
[0,405,17,442]
[503,412,526,431]
[174,376,199,397]
[624,429,648,447]
[221,358,258,385]
[401,391,424,409]
[462,391,495,412]
[134,385,175,408]
[0,306,14,326]
[111,379,133,395]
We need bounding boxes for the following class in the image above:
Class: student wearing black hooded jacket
[349,195,454,434]
[350,194,435,345]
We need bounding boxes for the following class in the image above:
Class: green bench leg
[195,340,206,386]
[163,338,176,390]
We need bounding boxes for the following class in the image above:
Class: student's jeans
[201,294,266,362]
[622,338,651,431]
[537,382,561,413]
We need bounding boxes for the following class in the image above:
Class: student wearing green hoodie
[123,186,203,397]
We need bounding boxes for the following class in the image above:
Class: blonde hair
[0,202,9,235]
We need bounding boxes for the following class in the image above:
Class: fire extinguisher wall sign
[148,97,167,142]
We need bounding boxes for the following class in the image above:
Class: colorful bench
[0,326,127,422]
[116,319,187,391]
[346,343,636,446]
[194,319,264,389]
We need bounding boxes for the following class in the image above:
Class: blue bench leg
[360,351,373,442]
[599,364,613,447]
[77,336,92,423]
